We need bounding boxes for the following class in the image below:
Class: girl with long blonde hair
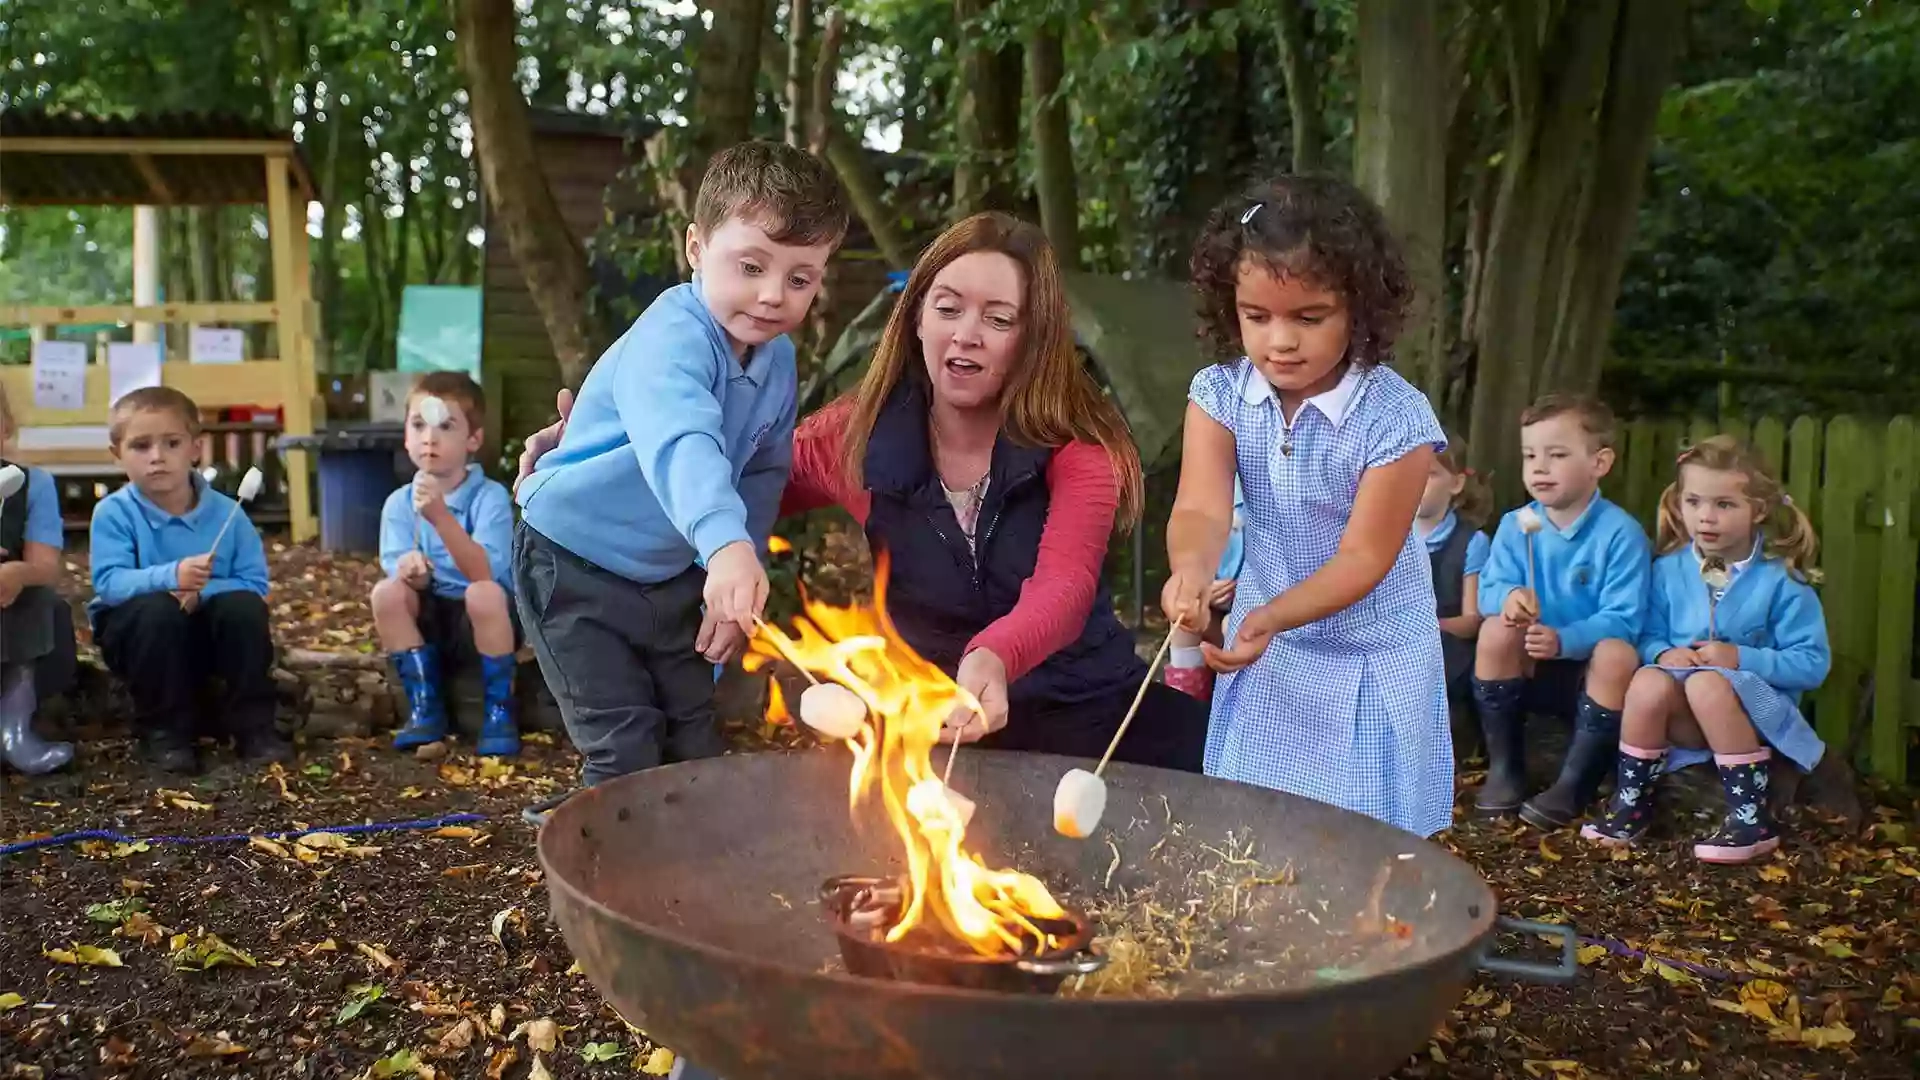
[1582,436,1829,863]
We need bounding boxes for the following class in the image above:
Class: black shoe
[1520,695,1623,830]
[144,733,202,774]
[238,727,295,765]
[1471,677,1528,815]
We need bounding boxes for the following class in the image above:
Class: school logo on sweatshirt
[748,420,776,451]
[1573,564,1592,587]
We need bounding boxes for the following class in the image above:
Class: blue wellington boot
[391,645,449,750]
[475,653,520,757]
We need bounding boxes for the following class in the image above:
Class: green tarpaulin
[812,270,1210,472]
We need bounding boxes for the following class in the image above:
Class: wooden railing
[1610,416,1918,783]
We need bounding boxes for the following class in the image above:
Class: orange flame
[767,534,794,555]
[749,552,1066,957]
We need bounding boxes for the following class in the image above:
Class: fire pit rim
[535,751,1508,1011]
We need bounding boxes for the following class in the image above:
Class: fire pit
[818,873,1104,994]
[539,749,1577,1080]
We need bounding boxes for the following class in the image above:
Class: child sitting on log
[371,371,520,757]
[0,383,78,774]
[1418,433,1493,760]
[1471,395,1650,829]
[1582,435,1830,863]
[89,386,287,773]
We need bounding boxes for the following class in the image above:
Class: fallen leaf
[356,942,401,972]
[432,826,478,840]
[1575,944,1608,966]
[182,1032,248,1058]
[1537,838,1562,862]
[489,1003,507,1032]
[295,832,350,851]
[118,912,170,946]
[641,1047,676,1076]
[110,841,151,858]
[1757,863,1791,883]
[490,907,526,949]
[86,898,147,924]
[298,938,339,958]
[1745,957,1787,977]
[336,983,384,1024]
[169,796,214,812]
[100,1033,136,1068]
[365,1047,429,1078]
[249,836,291,859]
[442,864,487,879]
[170,930,257,970]
[1644,957,1695,986]
[399,786,426,799]
[484,1048,518,1080]
[0,992,25,1012]
[44,943,124,967]
[527,1054,554,1080]
[515,1017,559,1053]
[1796,1023,1855,1050]
[1738,978,1788,1023]
[580,1041,622,1063]
[436,1018,475,1053]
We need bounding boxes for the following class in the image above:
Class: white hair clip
[1240,202,1264,225]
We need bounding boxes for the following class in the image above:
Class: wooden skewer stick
[752,615,820,686]
[1094,626,1179,778]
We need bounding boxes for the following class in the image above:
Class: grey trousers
[513,523,724,788]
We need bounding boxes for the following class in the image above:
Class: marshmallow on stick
[1052,628,1178,839]
[1700,555,1731,642]
[0,464,24,501]
[797,682,867,741]
[411,396,452,552]
[205,466,264,556]
[1516,506,1545,615]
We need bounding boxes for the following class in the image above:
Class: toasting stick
[205,466,264,556]
[1516,506,1545,616]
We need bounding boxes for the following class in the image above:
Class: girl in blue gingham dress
[1164,176,1453,838]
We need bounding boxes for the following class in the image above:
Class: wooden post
[1871,417,1914,784]
[266,155,317,543]
[1787,416,1822,535]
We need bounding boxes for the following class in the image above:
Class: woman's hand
[941,648,1009,744]
[1202,602,1282,673]
[514,388,574,496]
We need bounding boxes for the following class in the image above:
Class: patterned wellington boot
[390,645,449,750]
[474,653,520,758]
[1163,645,1214,702]
[1521,694,1624,830]
[1471,677,1528,815]
[1694,748,1780,864]
[1580,744,1666,847]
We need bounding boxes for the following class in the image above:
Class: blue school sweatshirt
[88,475,270,625]
[1638,545,1830,693]
[1477,493,1651,660]
[515,280,797,585]
[379,464,515,600]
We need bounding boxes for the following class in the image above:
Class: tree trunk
[1355,0,1447,405]
[952,0,1023,217]
[1027,23,1079,269]
[806,7,845,157]
[1539,0,1686,394]
[1464,0,1620,499]
[454,0,599,388]
[1274,0,1325,174]
[784,0,813,147]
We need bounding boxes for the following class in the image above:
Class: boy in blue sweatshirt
[90,387,286,773]
[1472,395,1650,827]
[372,371,520,757]
[514,140,850,788]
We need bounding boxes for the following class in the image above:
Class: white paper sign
[370,370,415,424]
[190,326,246,364]
[107,342,163,405]
[30,340,88,410]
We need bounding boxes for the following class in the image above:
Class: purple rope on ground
[1578,935,1743,981]
[0,812,489,859]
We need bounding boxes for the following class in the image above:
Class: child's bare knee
[370,577,414,618]
[1587,639,1639,690]
[1682,670,1737,712]
[1476,617,1522,659]
[464,580,508,620]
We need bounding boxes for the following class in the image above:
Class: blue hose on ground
[0,811,488,859]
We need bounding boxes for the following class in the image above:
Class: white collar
[1241,361,1365,429]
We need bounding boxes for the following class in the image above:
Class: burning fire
[745,552,1068,958]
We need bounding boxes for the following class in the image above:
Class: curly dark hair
[1188,174,1413,366]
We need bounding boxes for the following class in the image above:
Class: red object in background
[221,405,283,426]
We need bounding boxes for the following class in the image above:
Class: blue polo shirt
[88,474,269,624]
[379,464,515,599]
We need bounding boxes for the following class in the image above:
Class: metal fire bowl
[539,749,1562,1080]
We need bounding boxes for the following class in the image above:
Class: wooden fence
[1610,416,1917,784]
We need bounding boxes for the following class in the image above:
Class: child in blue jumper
[0,383,76,774]
[1583,436,1829,863]
[514,140,851,788]
[90,387,285,773]
[1473,395,1650,828]
[372,371,520,757]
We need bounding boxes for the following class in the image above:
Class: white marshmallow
[0,464,23,500]
[906,778,976,831]
[1053,768,1107,839]
[417,395,451,427]
[797,682,867,741]
[200,466,218,483]
[1516,506,1545,534]
[236,466,264,502]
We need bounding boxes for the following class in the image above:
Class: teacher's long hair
[837,212,1144,529]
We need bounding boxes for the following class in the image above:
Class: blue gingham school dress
[1190,360,1454,837]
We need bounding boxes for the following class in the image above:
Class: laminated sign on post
[190,327,246,364]
[30,340,88,411]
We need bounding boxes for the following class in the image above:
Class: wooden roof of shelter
[0,110,318,207]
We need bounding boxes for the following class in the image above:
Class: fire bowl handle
[1015,953,1109,978]
[1475,917,1579,984]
